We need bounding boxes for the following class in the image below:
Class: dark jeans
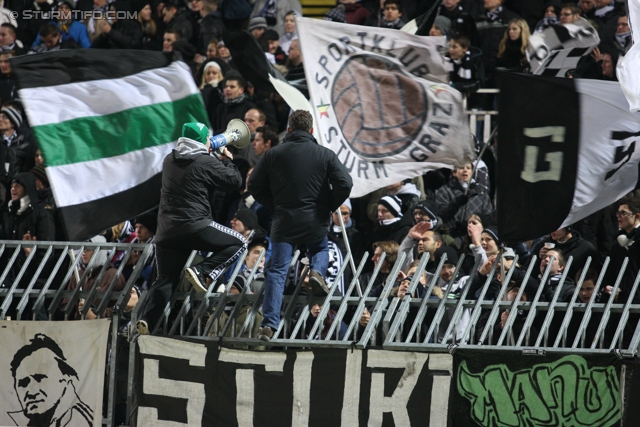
[138,221,247,331]
[261,237,329,329]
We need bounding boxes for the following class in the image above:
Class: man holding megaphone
[135,120,251,335]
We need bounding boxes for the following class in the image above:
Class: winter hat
[413,199,439,220]
[182,122,209,144]
[249,17,267,32]
[482,226,502,248]
[131,0,149,13]
[434,15,451,35]
[203,60,222,74]
[324,4,346,23]
[263,29,280,41]
[85,235,109,266]
[234,208,258,230]
[134,211,157,234]
[1,106,21,129]
[435,245,459,266]
[58,0,74,9]
[378,195,403,218]
[341,198,352,212]
[502,247,516,259]
[30,165,49,188]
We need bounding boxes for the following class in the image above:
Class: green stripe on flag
[34,94,208,167]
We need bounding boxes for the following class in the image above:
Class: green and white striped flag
[12,50,208,241]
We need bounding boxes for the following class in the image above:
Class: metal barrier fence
[0,239,638,426]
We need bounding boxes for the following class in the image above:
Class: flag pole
[336,208,363,297]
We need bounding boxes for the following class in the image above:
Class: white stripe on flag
[47,142,175,207]
[21,61,198,127]
[617,0,640,111]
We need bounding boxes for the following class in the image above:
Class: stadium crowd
[0,0,635,342]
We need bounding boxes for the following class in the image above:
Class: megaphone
[209,119,251,153]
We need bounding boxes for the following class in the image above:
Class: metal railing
[2,235,639,425]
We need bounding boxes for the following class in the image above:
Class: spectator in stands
[92,1,144,49]
[162,0,194,43]
[429,15,451,37]
[0,24,25,55]
[435,162,493,239]
[135,1,161,50]
[0,106,37,173]
[86,0,111,40]
[0,50,17,105]
[365,180,422,223]
[197,0,224,55]
[367,195,413,252]
[285,39,305,86]
[534,0,560,33]
[248,109,352,341]
[200,61,224,112]
[475,0,519,87]
[217,40,233,65]
[579,0,596,19]
[342,0,370,25]
[476,279,538,345]
[162,28,181,52]
[28,23,81,53]
[362,240,398,296]
[540,248,575,302]
[263,29,287,65]
[125,212,157,290]
[613,13,631,56]
[244,108,266,135]
[530,226,597,283]
[447,33,480,93]
[468,225,501,269]
[559,3,581,25]
[251,0,302,36]
[240,236,267,285]
[249,16,267,39]
[210,71,256,134]
[32,0,91,49]
[564,267,601,347]
[196,0,225,55]
[69,235,126,319]
[328,199,364,261]
[236,167,273,232]
[279,10,298,54]
[591,0,621,43]
[137,122,246,334]
[32,164,66,241]
[230,208,260,239]
[495,18,530,72]
[251,125,278,161]
[435,0,478,46]
[604,195,640,304]
[0,173,55,285]
[376,0,405,29]
[576,44,618,80]
[303,301,348,340]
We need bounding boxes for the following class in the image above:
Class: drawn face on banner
[14,349,70,417]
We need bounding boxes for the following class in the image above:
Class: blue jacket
[32,20,91,48]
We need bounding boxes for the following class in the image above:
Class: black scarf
[486,6,503,22]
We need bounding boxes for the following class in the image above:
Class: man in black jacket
[136,122,247,335]
[248,110,353,341]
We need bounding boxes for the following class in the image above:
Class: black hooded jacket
[248,130,353,243]
[1,172,55,241]
[155,137,243,242]
[0,172,55,284]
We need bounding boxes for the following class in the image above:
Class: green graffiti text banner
[454,353,621,427]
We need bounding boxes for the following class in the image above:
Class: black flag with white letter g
[497,73,580,242]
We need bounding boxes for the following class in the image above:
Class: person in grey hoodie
[136,122,247,335]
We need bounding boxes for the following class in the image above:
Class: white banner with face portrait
[0,320,110,427]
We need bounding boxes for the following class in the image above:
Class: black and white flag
[527,19,599,77]
[0,320,110,427]
[497,73,640,241]
[296,17,474,197]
